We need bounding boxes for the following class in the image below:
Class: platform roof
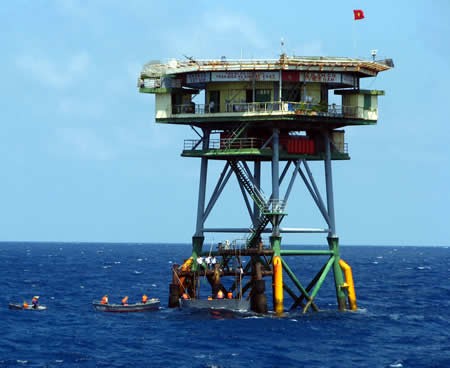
[141,55,393,79]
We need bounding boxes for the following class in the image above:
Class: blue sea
[1,242,449,367]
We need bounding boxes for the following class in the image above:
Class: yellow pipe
[180,257,193,271]
[339,259,357,310]
[273,256,284,315]
[178,257,194,294]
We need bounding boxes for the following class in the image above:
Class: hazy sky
[1,0,449,245]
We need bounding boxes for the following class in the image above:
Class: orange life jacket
[122,296,129,305]
[101,296,108,304]
[142,295,148,303]
[217,290,224,299]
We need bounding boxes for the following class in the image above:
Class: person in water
[142,294,148,304]
[31,296,39,309]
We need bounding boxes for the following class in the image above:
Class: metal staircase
[228,160,271,248]
[222,122,248,149]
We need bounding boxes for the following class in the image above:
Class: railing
[266,199,286,214]
[170,101,377,120]
[183,138,263,150]
[331,142,349,154]
[183,138,349,155]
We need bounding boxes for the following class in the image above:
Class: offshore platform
[138,53,393,314]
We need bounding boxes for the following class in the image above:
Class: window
[255,89,271,102]
[364,95,372,109]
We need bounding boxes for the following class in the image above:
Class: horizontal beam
[202,227,329,233]
[280,227,329,233]
[281,249,333,256]
[203,228,251,233]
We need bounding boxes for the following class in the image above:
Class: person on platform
[121,296,129,306]
[100,295,109,304]
[205,256,212,269]
[142,294,148,304]
[31,296,39,309]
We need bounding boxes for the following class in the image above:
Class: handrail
[170,101,377,120]
[184,138,263,151]
[183,138,349,154]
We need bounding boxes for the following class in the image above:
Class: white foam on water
[417,266,431,270]
[389,361,403,368]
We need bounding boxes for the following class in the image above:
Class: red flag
[353,9,365,20]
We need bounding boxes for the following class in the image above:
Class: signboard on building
[161,78,182,88]
[341,74,355,86]
[211,71,279,82]
[300,72,340,83]
[298,72,356,87]
[186,72,211,84]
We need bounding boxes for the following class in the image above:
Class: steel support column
[271,128,283,313]
[253,160,261,226]
[271,128,281,235]
[324,131,346,310]
[192,130,210,270]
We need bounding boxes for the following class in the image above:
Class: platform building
[139,54,393,313]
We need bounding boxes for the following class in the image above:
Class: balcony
[157,101,378,122]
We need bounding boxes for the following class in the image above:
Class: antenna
[183,55,196,63]
[371,49,378,61]
[280,37,285,56]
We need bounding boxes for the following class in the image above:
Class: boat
[8,303,47,311]
[92,298,160,312]
[179,297,250,312]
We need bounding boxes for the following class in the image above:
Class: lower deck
[182,137,349,161]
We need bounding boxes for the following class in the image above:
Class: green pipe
[280,258,310,298]
[282,258,319,312]
[270,235,282,257]
[303,256,335,313]
[328,236,347,311]
[191,236,204,271]
[291,262,327,310]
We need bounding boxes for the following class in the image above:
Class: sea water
[1,242,449,367]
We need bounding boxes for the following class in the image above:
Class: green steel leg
[270,235,281,256]
[191,236,204,272]
[328,236,347,311]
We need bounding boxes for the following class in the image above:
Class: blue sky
[1,0,449,245]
